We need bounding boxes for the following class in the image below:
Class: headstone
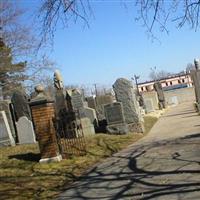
[142,91,159,110]
[80,117,95,136]
[153,82,166,109]
[190,59,200,109]
[104,102,128,134]
[95,94,114,120]
[11,90,32,121]
[169,96,179,105]
[16,116,36,144]
[0,100,16,141]
[144,99,155,113]
[0,111,15,146]
[113,78,144,133]
[86,96,97,110]
[84,107,98,126]
[104,102,125,125]
[71,89,86,118]
[54,70,64,89]
[96,95,113,106]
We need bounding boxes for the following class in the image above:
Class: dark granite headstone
[71,89,86,118]
[11,90,31,121]
[104,102,125,125]
[104,102,128,134]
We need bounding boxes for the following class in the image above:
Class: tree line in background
[1,0,200,99]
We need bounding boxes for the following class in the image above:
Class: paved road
[58,102,200,200]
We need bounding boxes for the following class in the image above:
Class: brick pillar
[30,88,62,163]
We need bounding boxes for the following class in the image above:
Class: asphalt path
[58,102,200,200]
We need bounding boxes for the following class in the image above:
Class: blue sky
[20,1,200,87]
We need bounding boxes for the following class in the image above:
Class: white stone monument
[16,116,36,144]
[0,111,15,146]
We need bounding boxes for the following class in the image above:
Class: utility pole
[132,74,140,94]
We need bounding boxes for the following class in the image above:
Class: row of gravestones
[0,70,167,147]
[84,78,145,134]
[0,91,36,147]
[85,78,166,134]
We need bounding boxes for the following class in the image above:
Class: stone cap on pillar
[29,84,54,106]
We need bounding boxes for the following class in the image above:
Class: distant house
[138,73,193,93]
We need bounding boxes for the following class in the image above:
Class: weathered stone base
[39,155,62,163]
[128,122,144,133]
[107,123,129,135]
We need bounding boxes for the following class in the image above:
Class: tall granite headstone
[113,78,144,133]
[153,81,166,109]
[71,89,86,118]
[69,89,95,135]
[11,90,32,121]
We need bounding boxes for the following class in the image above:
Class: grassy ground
[0,116,157,200]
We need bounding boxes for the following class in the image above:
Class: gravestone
[104,102,128,134]
[84,107,98,126]
[95,94,114,120]
[142,91,159,110]
[153,82,166,109]
[11,90,32,121]
[144,99,155,113]
[80,117,95,136]
[190,59,200,112]
[16,116,36,144]
[113,78,144,133]
[0,111,15,146]
[86,96,97,110]
[71,89,86,118]
[0,100,16,141]
[96,95,113,106]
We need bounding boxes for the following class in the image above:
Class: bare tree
[186,62,195,72]
[149,67,173,81]
[0,1,55,97]
[37,0,200,43]
[135,0,200,37]
[38,0,92,45]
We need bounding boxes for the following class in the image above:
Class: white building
[138,73,193,93]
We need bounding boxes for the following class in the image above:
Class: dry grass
[0,116,157,199]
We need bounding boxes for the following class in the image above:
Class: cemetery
[1,62,200,198]
[0,68,162,198]
[1,59,200,198]
[1,1,200,199]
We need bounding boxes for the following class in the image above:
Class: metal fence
[54,110,86,158]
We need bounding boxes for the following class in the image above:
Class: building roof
[138,72,189,85]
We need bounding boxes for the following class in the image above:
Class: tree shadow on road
[58,133,200,200]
